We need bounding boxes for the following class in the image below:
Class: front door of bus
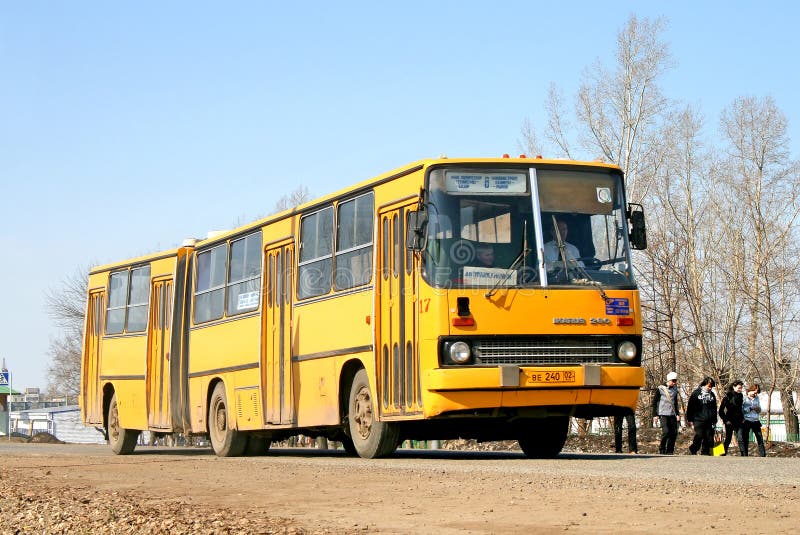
[378,203,421,416]
[264,241,295,425]
[82,289,104,424]
[147,277,173,430]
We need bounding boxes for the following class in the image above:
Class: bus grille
[474,337,615,365]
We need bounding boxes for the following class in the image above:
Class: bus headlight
[617,341,637,363]
[449,341,472,364]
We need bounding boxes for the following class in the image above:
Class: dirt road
[1,442,798,534]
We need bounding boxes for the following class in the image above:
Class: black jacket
[686,387,718,423]
[718,391,744,425]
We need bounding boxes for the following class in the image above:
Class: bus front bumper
[422,364,644,417]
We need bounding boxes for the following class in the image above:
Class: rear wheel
[517,416,569,459]
[107,393,138,455]
[348,369,399,458]
[208,382,246,457]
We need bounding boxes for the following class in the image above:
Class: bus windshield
[421,166,636,289]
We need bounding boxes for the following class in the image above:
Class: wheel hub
[109,404,120,441]
[353,387,373,439]
[214,403,227,434]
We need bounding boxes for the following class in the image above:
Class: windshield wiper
[486,220,530,298]
[571,277,611,302]
[550,214,576,283]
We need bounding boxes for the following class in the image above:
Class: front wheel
[208,382,246,457]
[348,369,399,458]
[517,416,569,459]
[339,434,358,456]
[244,435,272,456]
[107,393,138,455]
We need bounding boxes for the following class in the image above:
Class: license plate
[524,370,576,385]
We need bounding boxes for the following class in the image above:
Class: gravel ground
[0,476,316,534]
[2,438,799,534]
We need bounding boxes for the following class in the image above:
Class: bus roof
[189,157,623,246]
[89,247,181,275]
[89,156,622,271]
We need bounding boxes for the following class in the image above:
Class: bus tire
[348,369,399,458]
[208,382,246,457]
[107,393,138,455]
[339,435,358,456]
[245,435,272,456]
[517,416,569,459]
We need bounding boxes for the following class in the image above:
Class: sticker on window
[445,172,527,194]
[463,267,516,286]
[596,187,612,203]
[237,291,259,310]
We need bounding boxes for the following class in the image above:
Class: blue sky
[2,1,798,390]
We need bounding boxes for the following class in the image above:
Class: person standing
[652,371,680,454]
[686,377,718,455]
[739,384,767,457]
[613,407,638,454]
[718,380,744,455]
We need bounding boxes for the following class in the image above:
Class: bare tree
[273,185,312,214]
[542,84,575,159]
[518,117,542,158]
[45,330,83,401]
[522,15,673,193]
[573,15,673,202]
[45,266,90,401]
[720,96,800,440]
[519,15,800,442]
[644,108,706,384]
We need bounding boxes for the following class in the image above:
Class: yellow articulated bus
[81,156,647,458]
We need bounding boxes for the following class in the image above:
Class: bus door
[147,277,173,429]
[378,202,421,416]
[263,240,295,425]
[82,289,104,424]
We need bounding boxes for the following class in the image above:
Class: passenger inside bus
[473,244,495,267]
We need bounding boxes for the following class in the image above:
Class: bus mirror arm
[627,203,647,250]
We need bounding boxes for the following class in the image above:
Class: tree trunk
[780,389,799,442]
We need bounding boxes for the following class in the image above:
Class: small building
[10,405,106,444]
[0,385,21,436]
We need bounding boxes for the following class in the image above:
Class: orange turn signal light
[617,317,634,326]
[451,317,475,327]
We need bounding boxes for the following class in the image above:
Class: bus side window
[194,244,227,323]
[298,206,333,299]
[126,266,151,332]
[335,193,374,290]
[226,232,262,315]
[106,270,128,335]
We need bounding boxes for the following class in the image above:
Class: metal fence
[760,418,799,443]
[578,416,798,443]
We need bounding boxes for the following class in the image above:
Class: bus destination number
[526,370,576,384]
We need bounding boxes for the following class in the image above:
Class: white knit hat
[666,371,678,382]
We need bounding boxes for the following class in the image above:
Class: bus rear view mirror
[406,210,427,251]
[627,204,647,250]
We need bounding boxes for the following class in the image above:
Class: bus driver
[543,219,584,267]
